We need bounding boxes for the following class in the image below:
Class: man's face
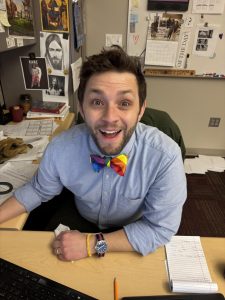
[80,71,146,156]
[48,40,62,69]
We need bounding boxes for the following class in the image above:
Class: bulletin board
[127,0,225,77]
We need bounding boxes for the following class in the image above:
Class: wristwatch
[95,233,107,257]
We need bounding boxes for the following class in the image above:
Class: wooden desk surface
[0,231,224,300]
[0,113,75,230]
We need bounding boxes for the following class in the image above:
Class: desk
[0,231,224,300]
[0,113,75,230]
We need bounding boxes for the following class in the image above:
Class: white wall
[84,0,225,155]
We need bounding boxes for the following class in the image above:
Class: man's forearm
[0,196,26,224]
[90,229,135,254]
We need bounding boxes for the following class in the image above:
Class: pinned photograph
[6,0,35,38]
[40,0,69,32]
[149,13,183,42]
[45,74,65,96]
[40,31,69,73]
[20,57,49,90]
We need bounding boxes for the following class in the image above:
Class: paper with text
[165,236,218,293]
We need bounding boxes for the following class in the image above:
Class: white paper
[184,155,225,174]
[145,40,178,67]
[176,31,191,68]
[0,0,6,11]
[165,236,218,293]
[192,24,220,57]
[192,0,225,14]
[105,34,123,47]
[0,120,57,136]
[54,223,70,237]
[0,161,38,205]
[0,10,10,27]
[71,57,82,93]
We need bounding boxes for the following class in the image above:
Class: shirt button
[106,175,109,179]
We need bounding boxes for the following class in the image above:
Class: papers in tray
[165,236,218,294]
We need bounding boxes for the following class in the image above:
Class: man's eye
[120,101,131,107]
[92,99,103,106]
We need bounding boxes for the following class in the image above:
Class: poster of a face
[6,0,34,37]
[40,31,69,73]
[40,0,69,32]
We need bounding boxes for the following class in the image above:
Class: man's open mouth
[99,129,121,138]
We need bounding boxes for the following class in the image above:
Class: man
[45,33,64,70]
[0,47,186,261]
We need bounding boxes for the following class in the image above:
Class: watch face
[95,240,107,254]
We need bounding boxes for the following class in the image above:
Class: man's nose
[102,105,119,122]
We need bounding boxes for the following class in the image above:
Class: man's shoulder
[136,123,180,157]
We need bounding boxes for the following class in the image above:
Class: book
[165,236,218,294]
[26,106,70,121]
[31,101,66,114]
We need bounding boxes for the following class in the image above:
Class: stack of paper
[184,155,225,174]
[0,119,58,137]
[165,236,218,294]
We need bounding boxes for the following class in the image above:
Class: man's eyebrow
[87,88,135,95]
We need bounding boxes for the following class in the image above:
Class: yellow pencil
[114,277,118,300]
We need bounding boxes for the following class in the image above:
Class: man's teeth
[101,130,118,134]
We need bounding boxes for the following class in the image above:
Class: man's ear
[138,100,146,122]
[78,103,85,120]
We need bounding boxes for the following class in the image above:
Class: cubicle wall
[84,0,225,156]
[0,0,83,114]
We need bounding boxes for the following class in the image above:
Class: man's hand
[52,230,88,261]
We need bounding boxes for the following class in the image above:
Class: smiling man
[0,47,187,261]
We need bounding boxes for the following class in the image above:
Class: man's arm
[52,229,135,261]
[0,196,26,224]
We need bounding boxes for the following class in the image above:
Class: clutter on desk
[10,106,24,122]
[0,119,57,136]
[184,155,225,174]
[20,94,32,115]
[0,137,32,164]
[0,161,39,205]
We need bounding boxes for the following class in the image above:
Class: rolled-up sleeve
[124,149,187,255]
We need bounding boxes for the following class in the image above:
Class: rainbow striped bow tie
[90,154,128,176]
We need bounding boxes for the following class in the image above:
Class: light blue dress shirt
[14,123,187,255]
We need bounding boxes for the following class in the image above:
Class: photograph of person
[40,32,69,72]
[40,0,69,32]
[46,75,65,96]
[20,57,49,90]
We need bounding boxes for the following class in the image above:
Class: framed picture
[40,0,69,32]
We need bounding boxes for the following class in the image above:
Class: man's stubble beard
[88,123,137,156]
